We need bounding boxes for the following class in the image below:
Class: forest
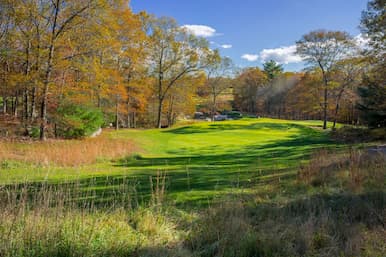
[0,0,384,140]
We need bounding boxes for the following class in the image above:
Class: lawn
[0,118,341,206]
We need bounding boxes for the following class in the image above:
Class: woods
[0,0,385,139]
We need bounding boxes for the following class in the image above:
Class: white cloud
[259,45,303,64]
[241,54,259,62]
[181,25,217,37]
[210,41,232,49]
[221,44,232,49]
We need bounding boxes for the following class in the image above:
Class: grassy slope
[113,118,339,205]
[0,118,341,206]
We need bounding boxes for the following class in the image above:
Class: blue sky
[130,0,368,71]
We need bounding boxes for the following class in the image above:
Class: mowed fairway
[0,118,339,206]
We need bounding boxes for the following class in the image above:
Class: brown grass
[298,148,386,191]
[0,131,136,166]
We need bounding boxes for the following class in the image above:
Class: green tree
[357,78,386,128]
[360,0,386,58]
[358,0,386,128]
[263,60,283,81]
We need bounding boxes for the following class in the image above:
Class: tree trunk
[323,84,328,129]
[332,89,345,129]
[13,93,18,117]
[31,30,39,121]
[2,96,7,114]
[211,94,217,121]
[156,97,163,128]
[156,65,164,128]
[319,65,328,130]
[167,95,174,127]
[126,99,131,128]
[30,87,36,120]
[23,89,29,121]
[40,47,54,141]
[23,39,31,122]
[115,95,119,130]
[132,112,136,128]
[40,0,59,141]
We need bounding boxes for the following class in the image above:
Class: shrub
[54,103,104,139]
[29,126,40,138]
[330,126,386,143]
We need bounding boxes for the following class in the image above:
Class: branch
[55,3,91,39]
[161,65,198,99]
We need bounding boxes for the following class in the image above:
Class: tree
[357,0,386,128]
[233,68,267,114]
[0,0,12,115]
[286,71,324,120]
[0,0,155,136]
[360,0,386,59]
[357,77,386,128]
[262,60,284,115]
[263,60,283,81]
[330,57,364,128]
[164,73,205,126]
[38,0,97,140]
[146,16,210,128]
[204,51,234,120]
[296,30,354,129]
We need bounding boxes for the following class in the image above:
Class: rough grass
[0,131,135,166]
[298,148,386,191]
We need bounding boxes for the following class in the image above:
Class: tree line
[234,0,384,130]
[0,0,384,140]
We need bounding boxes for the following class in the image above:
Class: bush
[54,103,104,139]
[29,126,40,138]
[357,78,386,128]
[330,126,386,143]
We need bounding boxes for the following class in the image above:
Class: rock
[90,127,102,138]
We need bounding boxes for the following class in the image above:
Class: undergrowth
[0,132,135,166]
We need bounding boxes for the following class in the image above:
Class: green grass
[0,118,342,206]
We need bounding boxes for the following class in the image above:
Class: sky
[130,0,369,71]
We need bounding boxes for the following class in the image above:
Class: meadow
[0,118,384,256]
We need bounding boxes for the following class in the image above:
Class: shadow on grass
[163,122,318,135]
[186,190,385,257]
[0,122,340,209]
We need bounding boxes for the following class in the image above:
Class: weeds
[0,132,135,166]
[298,147,385,191]
[0,172,188,257]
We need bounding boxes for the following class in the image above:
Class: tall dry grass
[187,149,386,257]
[0,133,136,166]
[298,148,386,191]
[0,172,189,257]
